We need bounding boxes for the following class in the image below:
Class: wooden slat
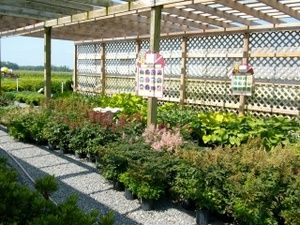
[28,0,93,11]
[238,32,250,116]
[44,27,51,100]
[73,45,78,91]
[259,0,300,21]
[180,37,187,105]
[0,4,61,20]
[189,3,259,26]
[161,13,208,30]
[100,43,106,95]
[214,0,282,24]
[165,7,233,28]
[147,5,162,126]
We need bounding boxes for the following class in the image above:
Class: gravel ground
[0,126,226,225]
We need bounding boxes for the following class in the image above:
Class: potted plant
[75,148,87,159]
[99,151,128,191]
[120,163,165,210]
[119,172,137,200]
[171,162,202,211]
[42,121,63,150]
[58,126,72,154]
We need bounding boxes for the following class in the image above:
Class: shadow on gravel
[39,161,70,169]
[7,146,35,152]
[0,125,8,132]
[21,153,51,159]
[0,148,141,225]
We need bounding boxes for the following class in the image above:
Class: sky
[1,36,74,69]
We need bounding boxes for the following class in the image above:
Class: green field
[1,70,72,93]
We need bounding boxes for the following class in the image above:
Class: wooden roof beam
[71,0,120,7]
[139,11,207,31]
[164,7,233,28]
[214,0,282,24]
[161,13,208,30]
[132,13,183,33]
[190,3,259,26]
[5,1,80,15]
[0,4,62,20]
[27,0,93,11]
[259,0,300,21]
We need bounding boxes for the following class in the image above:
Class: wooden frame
[2,0,300,41]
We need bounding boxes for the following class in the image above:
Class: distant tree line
[0,61,72,72]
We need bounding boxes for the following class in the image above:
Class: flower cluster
[142,125,183,153]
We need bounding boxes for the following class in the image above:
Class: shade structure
[1,0,300,41]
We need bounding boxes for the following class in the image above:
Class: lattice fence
[77,43,101,92]
[76,30,300,116]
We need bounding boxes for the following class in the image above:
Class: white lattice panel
[105,76,135,94]
[187,34,242,78]
[76,31,300,116]
[77,44,101,92]
[250,31,300,81]
[105,41,136,76]
[163,79,180,100]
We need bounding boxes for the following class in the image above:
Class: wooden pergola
[1,0,300,121]
[2,0,300,40]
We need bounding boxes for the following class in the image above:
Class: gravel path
[0,126,226,225]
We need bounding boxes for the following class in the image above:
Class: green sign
[231,74,254,96]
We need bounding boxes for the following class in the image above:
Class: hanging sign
[136,51,165,98]
[228,63,254,96]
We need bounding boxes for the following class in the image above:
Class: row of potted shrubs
[5,106,300,225]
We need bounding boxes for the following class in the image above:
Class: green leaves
[191,112,299,150]
[0,158,114,225]
[35,175,58,200]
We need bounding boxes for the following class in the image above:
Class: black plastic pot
[48,143,57,151]
[196,209,209,225]
[59,148,67,155]
[113,181,124,191]
[75,152,87,159]
[87,153,96,162]
[124,188,135,200]
[181,199,196,211]
[141,198,154,211]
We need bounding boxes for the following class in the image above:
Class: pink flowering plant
[142,125,183,153]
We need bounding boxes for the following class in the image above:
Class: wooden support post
[135,39,141,95]
[147,5,162,126]
[73,44,78,92]
[100,43,106,95]
[44,27,51,100]
[136,39,141,57]
[239,33,250,116]
[0,37,2,96]
[180,37,187,105]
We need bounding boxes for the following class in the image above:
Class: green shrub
[35,175,58,200]
[8,110,49,144]
[177,140,300,224]
[281,179,300,225]
[100,151,128,182]
[0,157,114,225]
[68,122,117,155]
[2,70,72,94]
[0,93,13,106]
[118,147,180,200]
[171,161,203,203]
[4,91,45,105]
[95,93,147,116]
